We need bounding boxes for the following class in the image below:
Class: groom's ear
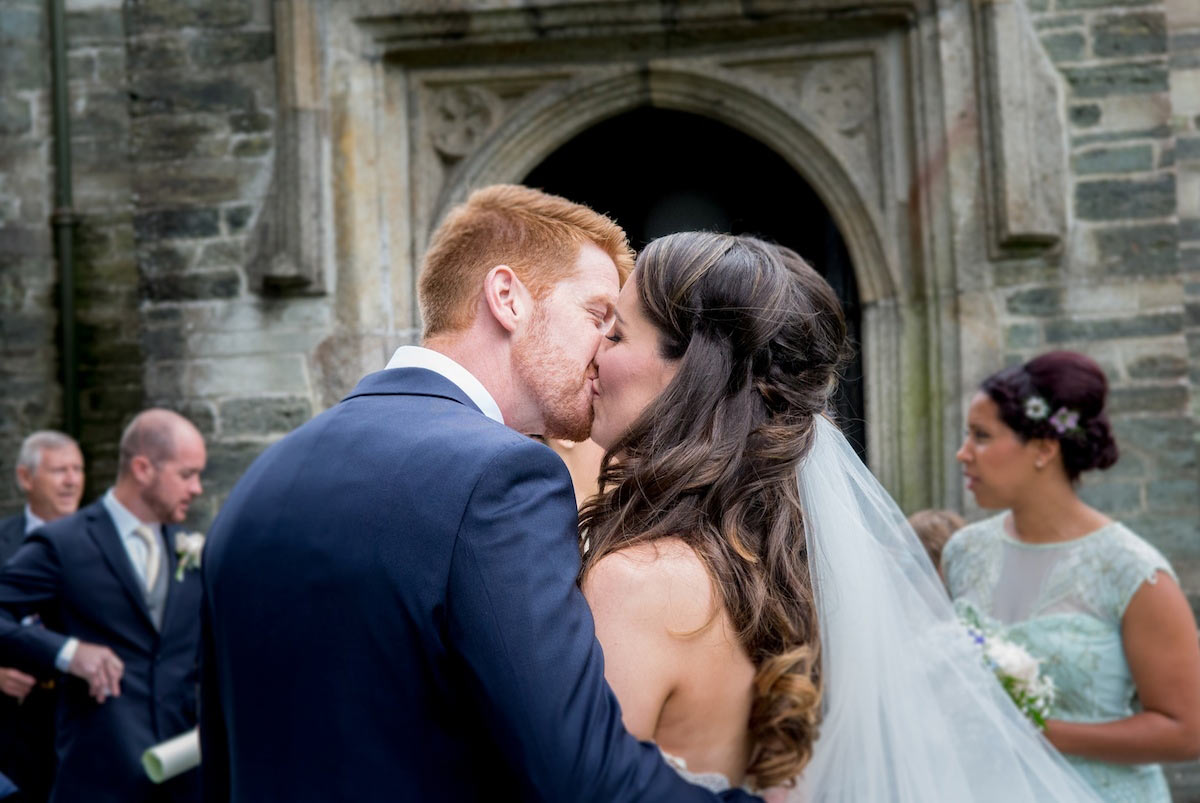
[482,265,532,334]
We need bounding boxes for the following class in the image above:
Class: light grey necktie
[131,524,161,589]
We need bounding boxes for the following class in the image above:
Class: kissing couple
[199,186,1101,801]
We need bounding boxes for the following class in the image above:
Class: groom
[200,185,758,802]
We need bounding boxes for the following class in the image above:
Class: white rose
[985,640,1040,688]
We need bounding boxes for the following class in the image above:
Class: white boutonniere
[174,532,205,581]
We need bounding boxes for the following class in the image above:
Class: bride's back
[583,537,756,785]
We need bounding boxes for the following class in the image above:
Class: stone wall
[997,0,1200,582]
[0,1,58,512]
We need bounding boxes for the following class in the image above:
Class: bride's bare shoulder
[582,537,718,635]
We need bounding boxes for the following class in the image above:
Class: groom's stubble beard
[514,308,594,442]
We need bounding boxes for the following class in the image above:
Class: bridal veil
[793,416,1100,802]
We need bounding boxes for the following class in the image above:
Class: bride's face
[589,272,679,450]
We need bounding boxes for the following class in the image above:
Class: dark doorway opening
[524,107,866,456]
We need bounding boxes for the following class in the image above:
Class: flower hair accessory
[1048,407,1081,436]
[1023,395,1050,420]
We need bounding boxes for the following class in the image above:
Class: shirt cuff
[54,638,79,673]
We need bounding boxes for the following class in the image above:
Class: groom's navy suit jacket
[0,501,202,803]
[201,368,757,802]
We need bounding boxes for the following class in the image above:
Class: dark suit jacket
[0,511,55,803]
[201,367,757,802]
[0,513,25,565]
[0,501,202,803]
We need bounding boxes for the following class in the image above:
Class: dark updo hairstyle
[980,350,1118,480]
[578,232,849,789]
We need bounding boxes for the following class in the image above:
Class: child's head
[907,509,967,575]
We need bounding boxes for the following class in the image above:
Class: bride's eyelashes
[605,332,623,344]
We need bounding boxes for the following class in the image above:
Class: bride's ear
[482,265,532,334]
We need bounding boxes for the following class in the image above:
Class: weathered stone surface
[1108,385,1189,415]
[1075,175,1176,221]
[1059,0,1153,7]
[133,117,228,161]
[1061,63,1169,98]
[1046,312,1182,343]
[142,269,240,301]
[126,0,252,31]
[1079,480,1142,514]
[224,204,252,232]
[229,110,271,133]
[232,136,270,158]
[1073,124,1172,147]
[187,31,273,66]
[218,396,311,436]
[1092,13,1167,58]
[127,38,189,73]
[1069,104,1101,127]
[1006,287,1062,316]
[1128,354,1189,379]
[1178,136,1200,163]
[1005,322,1042,350]
[0,40,46,90]
[1035,15,1085,31]
[1040,31,1085,63]
[196,240,242,268]
[134,208,220,240]
[1072,144,1154,174]
[1094,223,1179,275]
[66,10,124,43]
[130,76,255,116]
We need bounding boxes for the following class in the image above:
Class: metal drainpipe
[49,0,79,439]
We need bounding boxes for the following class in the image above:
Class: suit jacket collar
[342,368,487,417]
[85,500,181,633]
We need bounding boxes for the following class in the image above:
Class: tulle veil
[789,416,1100,802]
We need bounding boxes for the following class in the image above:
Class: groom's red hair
[419,184,634,338]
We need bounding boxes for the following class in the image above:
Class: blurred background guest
[906,508,964,580]
[0,431,84,803]
[944,350,1200,802]
[0,410,206,803]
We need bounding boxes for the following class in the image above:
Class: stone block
[188,354,309,397]
[1005,323,1042,350]
[1059,0,1152,7]
[0,6,42,41]
[66,9,123,43]
[142,269,240,301]
[0,95,33,136]
[1035,15,1085,30]
[1177,218,1199,242]
[1123,513,1200,560]
[1072,144,1154,174]
[229,110,271,133]
[1006,287,1062,316]
[1174,70,1200,117]
[1041,31,1085,63]
[127,38,189,73]
[1187,300,1200,327]
[1108,385,1189,415]
[1128,353,1188,379]
[1178,136,1200,163]
[0,40,46,90]
[134,207,220,240]
[1094,223,1179,275]
[197,240,242,268]
[1070,104,1101,127]
[1078,481,1142,514]
[1045,312,1182,343]
[130,76,255,117]
[1061,62,1168,98]
[1092,13,1167,58]
[127,0,252,31]
[1146,479,1198,511]
[132,117,227,161]
[232,136,270,158]
[187,31,273,66]
[1113,416,1197,473]
[218,396,312,436]
[1072,124,1171,149]
[1104,449,1146,480]
[73,90,130,139]
[224,204,252,233]
[139,324,187,359]
[1075,175,1175,221]
[132,160,251,205]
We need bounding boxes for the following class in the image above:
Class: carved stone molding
[975,0,1068,254]
[428,86,503,161]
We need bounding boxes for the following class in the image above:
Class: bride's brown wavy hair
[578,232,848,789]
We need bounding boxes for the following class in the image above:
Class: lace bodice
[943,513,1174,802]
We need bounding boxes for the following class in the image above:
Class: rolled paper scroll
[142,728,200,783]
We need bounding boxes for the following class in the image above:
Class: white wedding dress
[663,418,1102,802]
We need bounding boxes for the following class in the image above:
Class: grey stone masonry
[1019,0,1199,793]
[0,0,58,512]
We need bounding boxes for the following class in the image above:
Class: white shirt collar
[23,504,45,534]
[384,346,504,425]
[102,489,158,539]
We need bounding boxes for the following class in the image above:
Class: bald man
[0,410,206,803]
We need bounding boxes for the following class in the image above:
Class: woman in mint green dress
[944,350,1200,802]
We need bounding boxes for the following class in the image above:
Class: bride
[577,231,1103,800]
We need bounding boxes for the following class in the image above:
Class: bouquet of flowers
[961,612,1056,729]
